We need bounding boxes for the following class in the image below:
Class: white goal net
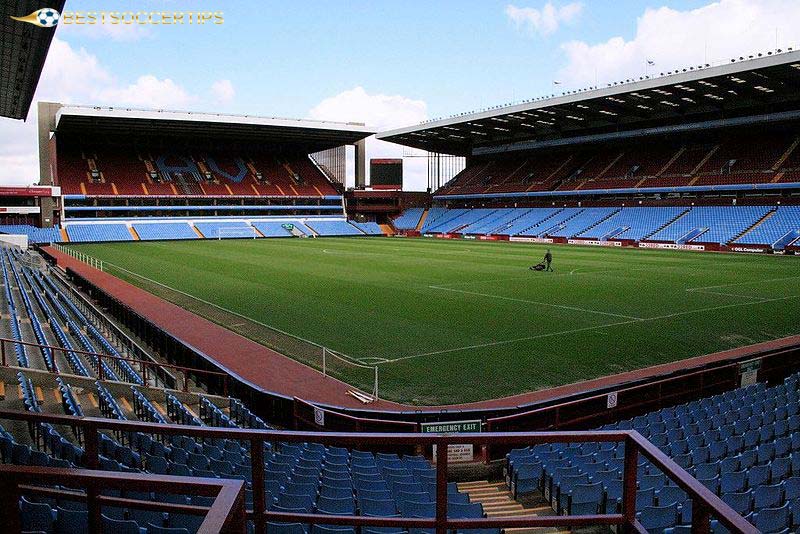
[216,226,259,240]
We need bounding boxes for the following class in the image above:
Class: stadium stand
[392,207,425,230]
[401,205,800,248]
[350,221,383,235]
[193,221,258,240]
[304,220,363,236]
[575,207,688,241]
[547,208,619,238]
[492,208,561,236]
[250,221,295,238]
[647,206,772,245]
[57,147,338,198]
[506,373,800,532]
[66,224,133,243]
[0,225,62,244]
[734,206,800,249]
[31,217,383,243]
[430,133,800,197]
[132,223,199,241]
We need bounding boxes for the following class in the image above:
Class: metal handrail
[0,408,757,534]
[0,336,230,395]
[0,464,245,534]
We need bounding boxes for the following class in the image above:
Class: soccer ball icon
[36,8,60,27]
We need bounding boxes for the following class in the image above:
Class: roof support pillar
[354,138,367,189]
[37,102,62,228]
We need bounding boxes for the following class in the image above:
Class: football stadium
[1,1,800,533]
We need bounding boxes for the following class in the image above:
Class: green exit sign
[420,420,482,434]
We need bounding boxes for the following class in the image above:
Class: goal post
[322,346,379,401]
[216,226,259,240]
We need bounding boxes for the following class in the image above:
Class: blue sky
[56,0,710,118]
[2,0,799,188]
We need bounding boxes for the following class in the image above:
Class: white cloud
[556,0,800,88]
[0,38,208,185]
[505,2,583,36]
[97,75,196,109]
[211,79,236,104]
[308,87,430,191]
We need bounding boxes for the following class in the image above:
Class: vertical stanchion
[85,425,101,534]
[251,438,266,534]
[691,502,712,534]
[374,366,379,400]
[435,438,448,534]
[622,436,639,531]
[0,473,21,532]
[322,347,327,376]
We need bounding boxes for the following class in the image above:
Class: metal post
[374,366,379,400]
[322,347,327,376]
[435,438,448,534]
[85,426,101,534]
[251,438,266,534]
[691,502,712,534]
[622,437,639,532]
[0,474,21,532]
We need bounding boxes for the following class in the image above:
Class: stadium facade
[379,50,800,254]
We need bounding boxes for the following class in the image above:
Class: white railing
[52,243,104,272]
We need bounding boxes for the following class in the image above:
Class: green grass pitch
[68,238,800,405]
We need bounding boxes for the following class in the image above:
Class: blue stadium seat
[360,499,398,517]
[752,502,791,533]
[754,484,784,510]
[21,497,55,533]
[101,514,144,534]
[638,503,679,533]
[316,496,355,515]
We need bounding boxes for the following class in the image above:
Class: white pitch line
[687,275,800,292]
[427,285,644,320]
[358,357,390,364]
[427,267,641,289]
[689,289,767,300]
[382,293,800,364]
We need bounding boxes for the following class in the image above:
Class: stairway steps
[415,209,429,232]
[595,152,625,181]
[731,209,776,244]
[773,136,800,170]
[688,145,719,182]
[644,208,691,240]
[457,480,564,533]
[656,146,687,177]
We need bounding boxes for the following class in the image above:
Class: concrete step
[457,480,565,533]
